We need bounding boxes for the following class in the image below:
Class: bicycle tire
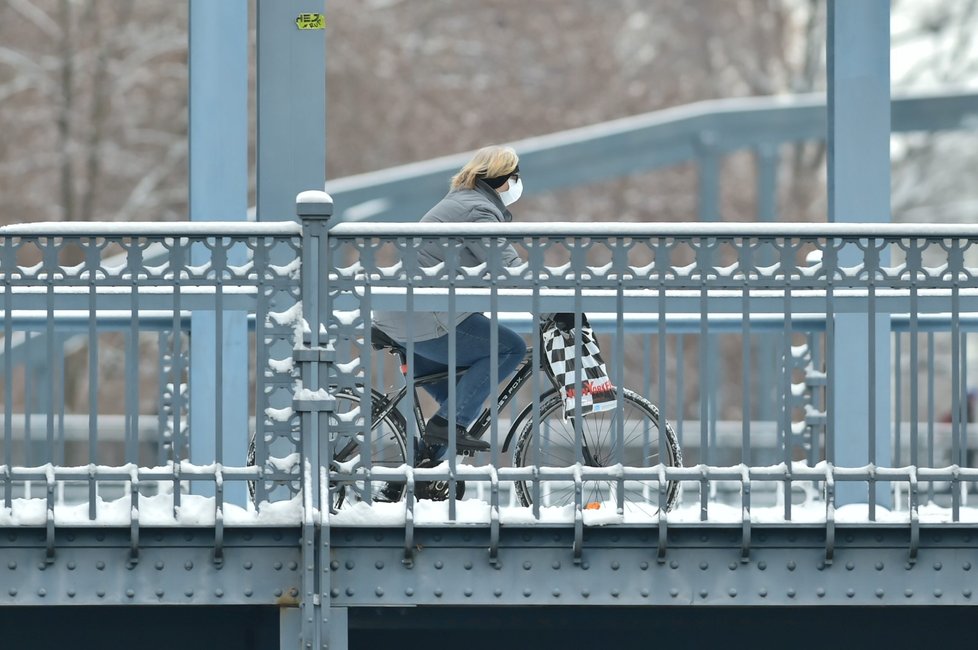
[247,389,409,509]
[512,388,682,515]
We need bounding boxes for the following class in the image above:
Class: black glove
[551,312,589,332]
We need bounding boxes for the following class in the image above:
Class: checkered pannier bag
[541,314,616,419]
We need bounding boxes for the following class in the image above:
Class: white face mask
[498,176,523,206]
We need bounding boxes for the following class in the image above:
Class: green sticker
[296,13,326,30]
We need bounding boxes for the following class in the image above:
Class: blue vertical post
[257,1,327,220]
[189,0,249,504]
[827,0,892,508]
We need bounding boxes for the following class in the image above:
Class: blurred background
[0,0,975,229]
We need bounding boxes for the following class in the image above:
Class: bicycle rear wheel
[328,390,409,509]
[512,388,682,516]
[247,389,408,509]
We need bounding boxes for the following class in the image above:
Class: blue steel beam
[188,0,250,505]
[827,0,892,508]
[325,91,978,223]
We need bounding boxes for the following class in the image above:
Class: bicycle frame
[369,346,561,453]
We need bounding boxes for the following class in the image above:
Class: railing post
[294,190,335,650]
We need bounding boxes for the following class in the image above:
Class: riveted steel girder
[327,525,978,607]
[0,527,301,607]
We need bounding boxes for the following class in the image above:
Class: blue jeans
[411,314,527,427]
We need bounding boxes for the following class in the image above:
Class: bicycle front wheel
[512,388,682,516]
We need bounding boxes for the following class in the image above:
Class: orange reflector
[585,502,601,510]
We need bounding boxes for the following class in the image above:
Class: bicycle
[323,319,684,512]
[250,320,683,514]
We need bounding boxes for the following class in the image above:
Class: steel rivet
[581,562,590,570]
[288,561,298,571]
[640,561,649,571]
[787,589,795,598]
[275,562,284,571]
[729,588,737,597]
[96,561,105,571]
[845,562,854,571]
[156,589,165,598]
[933,562,942,571]
[375,561,384,570]
[964,562,972,571]
[375,588,384,597]
[344,560,354,570]
[464,562,473,570]
[434,534,442,542]
[552,589,560,598]
[875,562,884,571]
[669,588,678,598]
[7,588,16,597]
[494,589,502,597]
[846,589,855,598]
[330,561,340,571]
[97,591,104,598]
[934,589,943,598]
[699,590,708,599]
[184,561,193,571]
[787,561,796,571]
[522,561,531,570]
[670,560,679,569]
[434,589,443,598]
[759,589,767,597]
[641,589,649,597]
[37,562,46,571]
[523,588,531,597]
[464,588,473,597]
[274,589,283,597]
[67,562,76,571]
[611,589,620,598]
[552,561,561,570]
[331,589,340,598]
[67,590,75,598]
[6,561,15,570]
[406,588,414,597]
[215,589,224,598]
[816,588,825,598]
[521,533,531,542]
[126,589,135,598]
[728,562,737,571]
[243,561,252,570]
[905,562,914,570]
[37,589,46,598]
[875,589,884,598]
[96,533,105,542]
[611,561,620,571]
[155,561,164,570]
[699,561,708,571]
[582,589,590,598]
[905,589,913,598]
[964,590,972,598]
[757,561,766,571]
[345,588,355,597]
[435,561,444,570]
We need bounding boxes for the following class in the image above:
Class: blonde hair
[450,145,519,190]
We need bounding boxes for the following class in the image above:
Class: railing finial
[296,190,334,219]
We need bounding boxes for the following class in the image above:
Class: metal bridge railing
[4,208,978,544]
[300,202,978,544]
[0,221,303,532]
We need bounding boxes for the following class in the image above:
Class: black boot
[423,415,490,452]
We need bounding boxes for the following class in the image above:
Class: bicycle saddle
[369,326,404,352]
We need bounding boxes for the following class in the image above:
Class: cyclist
[373,145,527,456]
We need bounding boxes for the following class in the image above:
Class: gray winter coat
[372,179,522,342]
